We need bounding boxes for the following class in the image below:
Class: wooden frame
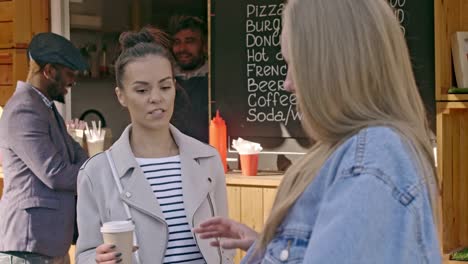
[435,1,468,261]
[207,0,212,122]
[435,0,468,101]
[437,103,468,254]
[451,32,468,88]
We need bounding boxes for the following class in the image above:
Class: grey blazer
[76,125,234,263]
[0,81,88,257]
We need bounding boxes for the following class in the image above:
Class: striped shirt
[136,155,205,264]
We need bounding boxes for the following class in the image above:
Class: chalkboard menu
[212,0,305,142]
[212,0,435,143]
[387,0,435,130]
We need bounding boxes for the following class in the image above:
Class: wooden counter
[225,172,283,263]
[226,171,283,187]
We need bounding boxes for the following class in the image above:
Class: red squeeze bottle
[209,110,228,172]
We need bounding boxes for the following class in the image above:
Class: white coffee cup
[100,221,135,264]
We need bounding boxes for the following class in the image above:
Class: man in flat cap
[0,32,88,264]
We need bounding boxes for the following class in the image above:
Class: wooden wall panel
[0,64,12,85]
[262,188,276,224]
[0,0,48,105]
[459,113,468,244]
[0,22,14,48]
[0,49,25,105]
[239,187,263,260]
[227,186,242,264]
[437,103,468,253]
[451,110,460,249]
[240,187,264,233]
[226,175,281,264]
[12,0,31,48]
[435,0,454,98]
[0,1,13,22]
[435,0,468,254]
[440,106,455,252]
[0,85,13,106]
[30,0,49,36]
[13,48,26,83]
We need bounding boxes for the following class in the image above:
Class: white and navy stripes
[136,155,205,264]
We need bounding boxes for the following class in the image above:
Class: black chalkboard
[389,0,435,130]
[212,0,305,142]
[212,0,435,143]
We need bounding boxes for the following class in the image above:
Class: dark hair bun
[119,30,154,50]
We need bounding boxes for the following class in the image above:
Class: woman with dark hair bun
[75,28,233,264]
[140,25,193,137]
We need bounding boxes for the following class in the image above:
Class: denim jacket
[243,127,441,264]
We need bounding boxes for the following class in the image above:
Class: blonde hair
[259,0,439,248]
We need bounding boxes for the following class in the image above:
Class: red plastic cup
[240,154,259,176]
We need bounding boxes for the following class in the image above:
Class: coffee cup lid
[101,220,134,233]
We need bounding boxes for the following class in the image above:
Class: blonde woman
[194,0,441,263]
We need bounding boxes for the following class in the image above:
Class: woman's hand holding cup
[95,243,122,263]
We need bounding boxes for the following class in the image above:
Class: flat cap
[28,32,88,71]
